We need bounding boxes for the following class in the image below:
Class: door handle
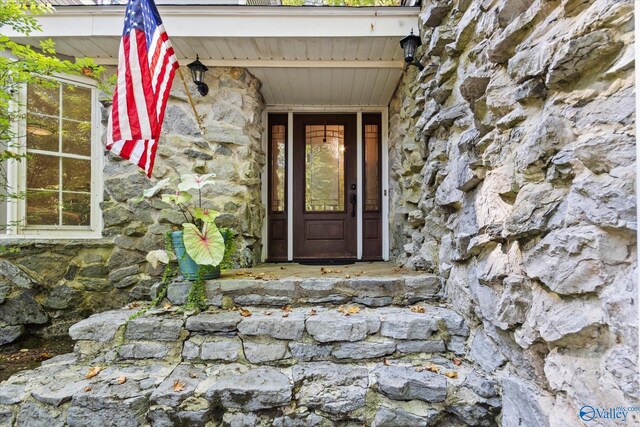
[350,193,357,217]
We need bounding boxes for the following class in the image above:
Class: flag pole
[177,67,205,135]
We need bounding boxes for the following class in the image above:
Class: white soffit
[8,6,419,106]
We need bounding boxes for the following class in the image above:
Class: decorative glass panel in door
[304,125,345,212]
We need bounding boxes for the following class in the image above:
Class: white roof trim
[6,6,419,38]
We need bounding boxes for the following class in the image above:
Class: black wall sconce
[400,29,424,71]
[187,55,209,96]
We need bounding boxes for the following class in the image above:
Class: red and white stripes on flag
[106,0,178,178]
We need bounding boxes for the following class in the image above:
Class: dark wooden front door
[293,114,357,260]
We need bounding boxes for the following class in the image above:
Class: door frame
[261,105,390,262]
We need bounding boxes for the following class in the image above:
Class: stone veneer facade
[0,66,265,344]
[0,1,637,424]
[388,0,637,424]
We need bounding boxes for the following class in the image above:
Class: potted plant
[143,174,233,281]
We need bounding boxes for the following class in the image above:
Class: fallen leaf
[188,372,199,379]
[410,306,426,314]
[308,309,317,316]
[445,371,458,379]
[126,302,140,309]
[452,358,462,366]
[344,274,351,279]
[85,366,102,379]
[264,311,273,316]
[173,379,186,392]
[345,306,361,316]
[239,308,252,317]
[163,303,173,310]
[282,313,289,318]
[320,267,327,275]
[282,305,292,312]
[383,358,390,366]
[415,367,424,372]
[39,352,53,360]
[116,376,127,385]
[425,364,440,373]
[337,305,345,313]
[84,386,92,392]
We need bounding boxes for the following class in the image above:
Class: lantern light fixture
[187,55,209,96]
[400,29,424,71]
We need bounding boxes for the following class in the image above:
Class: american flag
[106,0,179,177]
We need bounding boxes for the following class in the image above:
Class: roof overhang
[7,6,420,106]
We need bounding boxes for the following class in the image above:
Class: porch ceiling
[8,6,419,106]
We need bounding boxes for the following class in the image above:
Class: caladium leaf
[143,178,173,198]
[161,191,192,205]
[178,174,216,191]
[194,207,220,223]
[182,222,225,266]
[146,249,176,268]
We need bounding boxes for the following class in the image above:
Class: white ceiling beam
[91,57,405,69]
[3,6,419,38]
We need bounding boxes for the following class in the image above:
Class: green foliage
[0,0,103,235]
[185,266,207,311]
[219,228,237,271]
[142,174,232,267]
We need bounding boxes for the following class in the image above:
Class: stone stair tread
[161,273,442,307]
[1,357,499,426]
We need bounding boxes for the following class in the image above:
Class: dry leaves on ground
[320,267,342,275]
[452,358,462,366]
[410,306,426,314]
[239,308,252,317]
[338,305,361,316]
[416,364,440,373]
[173,379,186,392]
[163,303,173,310]
[445,371,458,379]
[85,367,102,379]
[383,358,391,366]
[84,386,92,392]
[282,306,293,312]
[188,372,199,379]
[308,309,318,316]
[264,311,273,316]
[116,376,127,385]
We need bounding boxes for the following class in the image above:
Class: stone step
[0,354,500,426]
[69,304,469,365]
[158,273,442,308]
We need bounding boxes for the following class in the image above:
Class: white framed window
[3,74,103,239]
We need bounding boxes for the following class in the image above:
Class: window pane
[62,158,91,192]
[271,124,286,212]
[364,124,380,211]
[26,113,59,152]
[27,153,59,191]
[27,82,59,117]
[26,191,59,226]
[305,125,345,212]
[62,192,90,226]
[62,83,91,122]
[62,119,91,156]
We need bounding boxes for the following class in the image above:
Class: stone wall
[0,66,265,345]
[389,0,637,424]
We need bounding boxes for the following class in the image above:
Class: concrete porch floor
[219,262,420,281]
